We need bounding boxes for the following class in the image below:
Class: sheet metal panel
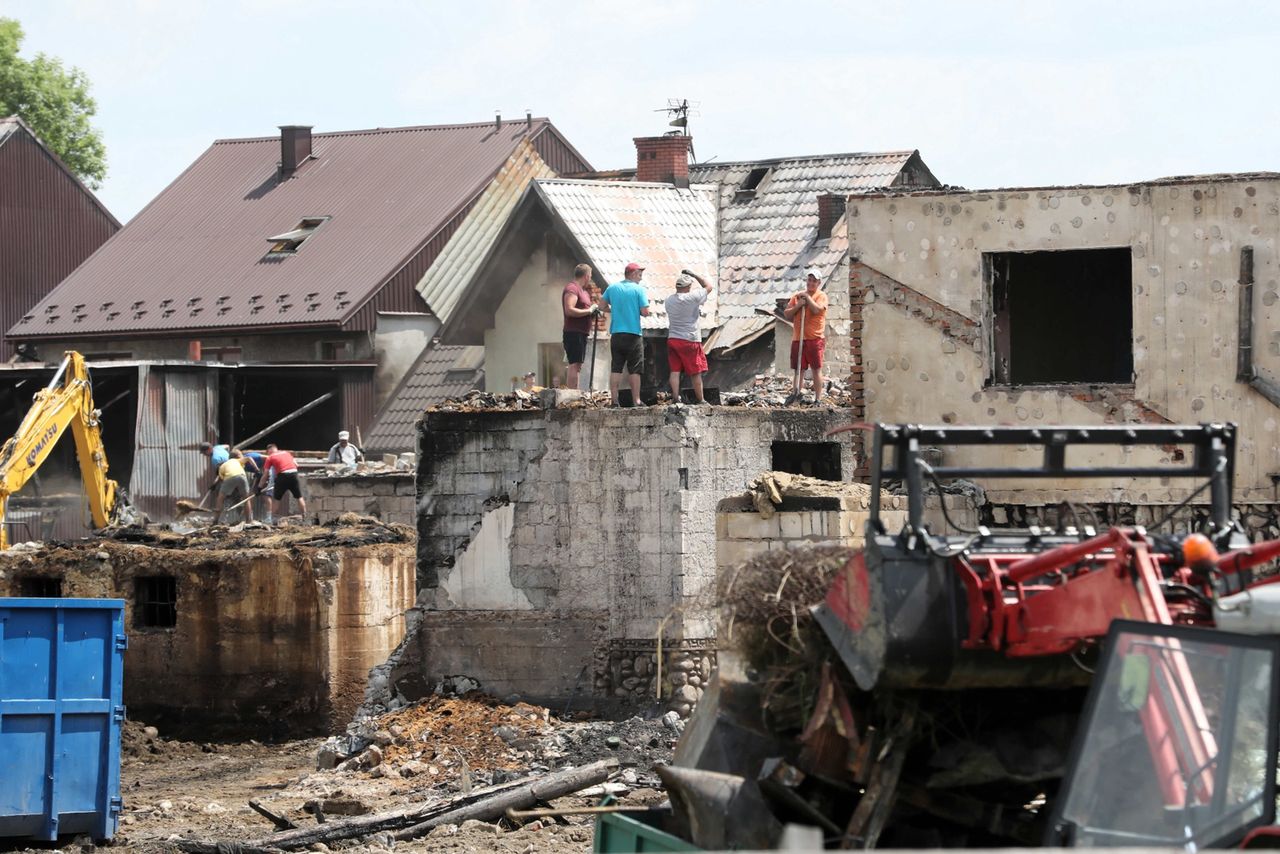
[128,366,215,521]
[414,137,556,326]
[0,119,118,356]
[11,121,587,341]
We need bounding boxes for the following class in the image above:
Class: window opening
[987,248,1133,385]
[18,576,62,597]
[734,166,772,202]
[319,341,351,361]
[536,343,566,390]
[266,216,330,254]
[135,575,177,628]
[771,441,842,481]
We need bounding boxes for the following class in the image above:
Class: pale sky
[7,0,1279,222]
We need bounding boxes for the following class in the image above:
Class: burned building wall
[0,536,414,736]
[849,176,1280,504]
[398,407,854,710]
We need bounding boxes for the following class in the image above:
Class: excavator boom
[0,351,126,548]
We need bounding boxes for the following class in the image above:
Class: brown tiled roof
[364,342,483,453]
[10,119,582,340]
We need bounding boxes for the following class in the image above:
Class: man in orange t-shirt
[784,267,828,404]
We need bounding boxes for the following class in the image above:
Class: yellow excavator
[0,351,141,548]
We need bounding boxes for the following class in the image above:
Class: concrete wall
[401,407,854,709]
[308,472,416,526]
[849,176,1280,503]
[374,313,439,405]
[0,539,414,736]
[716,494,975,575]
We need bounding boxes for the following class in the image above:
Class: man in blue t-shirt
[601,262,651,407]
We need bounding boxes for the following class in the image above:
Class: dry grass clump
[719,543,856,733]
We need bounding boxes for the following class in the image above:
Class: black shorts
[273,470,302,500]
[610,333,644,375]
[563,330,588,365]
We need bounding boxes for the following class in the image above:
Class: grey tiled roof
[689,151,929,319]
[365,342,484,453]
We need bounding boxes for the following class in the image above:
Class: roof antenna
[654,99,699,161]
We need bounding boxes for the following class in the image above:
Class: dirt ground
[4,699,677,853]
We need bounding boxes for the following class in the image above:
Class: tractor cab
[1049,619,1280,849]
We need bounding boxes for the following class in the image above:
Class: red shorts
[790,337,826,370]
[667,338,708,374]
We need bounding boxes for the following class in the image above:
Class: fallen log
[393,758,619,841]
[248,799,296,831]
[238,758,617,850]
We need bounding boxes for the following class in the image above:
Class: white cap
[675,274,695,288]
[338,430,350,441]
[804,267,822,281]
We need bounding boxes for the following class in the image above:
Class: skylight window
[267,216,330,254]
[734,166,772,202]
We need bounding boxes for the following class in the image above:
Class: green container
[592,799,700,853]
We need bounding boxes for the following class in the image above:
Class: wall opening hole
[771,441,842,481]
[987,248,1133,385]
[18,576,62,597]
[135,575,177,628]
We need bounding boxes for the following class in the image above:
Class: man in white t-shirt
[663,270,712,404]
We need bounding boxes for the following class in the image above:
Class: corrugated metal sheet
[703,315,775,353]
[341,369,376,439]
[534,179,719,330]
[10,119,589,341]
[688,151,927,319]
[415,138,556,325]
[364,343,483,454]
[0,117,119,355]
[129,366,217,521]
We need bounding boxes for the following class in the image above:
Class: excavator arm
[0,351,122,548]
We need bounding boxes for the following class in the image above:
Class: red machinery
[811,424,1280,848]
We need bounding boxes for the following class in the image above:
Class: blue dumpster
[0,598,125,842]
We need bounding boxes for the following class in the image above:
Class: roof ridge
[213,117,553,145]
[690,149,916,169]
[538,177,714,190]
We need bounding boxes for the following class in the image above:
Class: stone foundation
[595,638,718,716]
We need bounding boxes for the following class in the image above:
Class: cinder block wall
[390,406,858,712]
[307,472,416,526]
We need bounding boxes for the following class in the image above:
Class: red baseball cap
[624,262,645,275]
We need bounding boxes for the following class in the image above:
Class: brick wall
[634,135,691,186]
[307,472,416,526]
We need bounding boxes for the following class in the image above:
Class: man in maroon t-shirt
[562,263,599,389]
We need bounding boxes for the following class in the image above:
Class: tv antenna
[655,99,700,160]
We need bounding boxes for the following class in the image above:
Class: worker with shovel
[211,452,254,525]
[783,267,828,405]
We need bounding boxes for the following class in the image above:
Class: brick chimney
[279,125,313,176]
[634,135,691,188]
[817,193,847,239]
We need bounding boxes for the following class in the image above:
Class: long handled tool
[586,308,601,392]
[792,298,807,403]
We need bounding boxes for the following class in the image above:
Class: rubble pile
[721,372,854,407]
[319,692,676,791]
[743,470,877,516]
